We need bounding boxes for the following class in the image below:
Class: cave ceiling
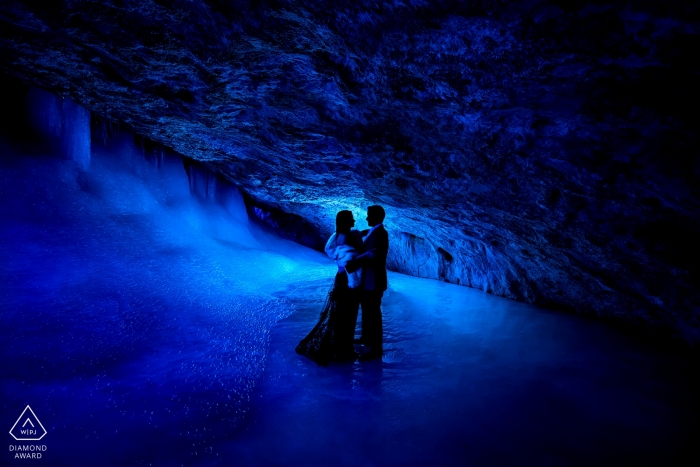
[1,0,699,343]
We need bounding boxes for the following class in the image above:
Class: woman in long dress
[295,210,363,365]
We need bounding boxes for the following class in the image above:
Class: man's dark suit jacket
[347,224,389,291]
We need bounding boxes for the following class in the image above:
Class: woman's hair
[335,210,354,234]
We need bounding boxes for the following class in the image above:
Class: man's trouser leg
[361,290,384,352]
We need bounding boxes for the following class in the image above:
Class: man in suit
[346,205,389,360]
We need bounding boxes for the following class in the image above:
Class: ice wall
[1,94,331,465]
[184,159,248,223]
[89,117,262,251]
[26,87,90,169]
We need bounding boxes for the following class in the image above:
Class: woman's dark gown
[295,231,362,366]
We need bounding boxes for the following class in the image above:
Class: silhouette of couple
[295,205,389,365]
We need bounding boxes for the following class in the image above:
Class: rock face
[1,1,698,343]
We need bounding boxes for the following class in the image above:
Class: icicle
[61,98,90,170]
[26,87,91,170]
[182,160,248,221]
[26,87,62,138]
[101,118,109,146]
[185,162,217,200]
[217,184,248,223]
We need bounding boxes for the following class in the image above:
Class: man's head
[366,205,385,227]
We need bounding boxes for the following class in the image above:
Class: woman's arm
[344,248,375,272]
[324,233,338,259]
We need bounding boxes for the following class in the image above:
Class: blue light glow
[0,88,696,466]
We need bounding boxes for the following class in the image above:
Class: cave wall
[1,1,698,343]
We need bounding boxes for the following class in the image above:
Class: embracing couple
[295,205,388,366]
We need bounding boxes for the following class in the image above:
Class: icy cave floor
[0,140,698,467]
[226,274,699,467]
